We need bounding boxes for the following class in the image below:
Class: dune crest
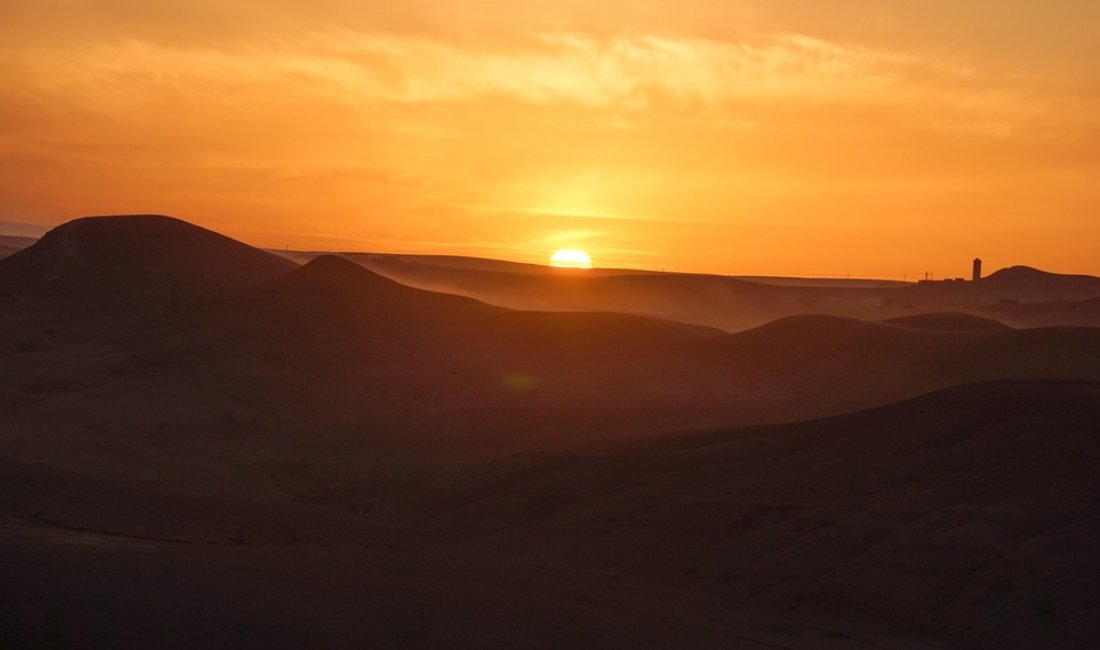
[2,215,1099,649]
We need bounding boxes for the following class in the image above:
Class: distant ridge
[695,314,926,380]
[884,311,1011,332]
[0,220,51,238]
[987,265,1078,281]
[237,254,722,348]
[264,254,486,305]
[982,265,1100,297]
[0,235,36,261]
[235,253,498,339]
[722,314,915,352]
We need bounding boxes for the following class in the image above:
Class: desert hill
[4,380,1093,648]
[3,215,1100,648]
[983,265,1100,296]
[236,254,720,350]
[0,215,295,307]
[349,256,863,330]
[0,215,298,351]
[282,250,652,277]
[235,254,497,341]
[883,311,1011,332]
[900,266,1100,308]
[320,251,1100,332]
[386,379,1100,649]
[282,250,912,287]
[1,218,1098,480]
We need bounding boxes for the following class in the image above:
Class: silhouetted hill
[0,215,295,306]
[980,266,1100,300]
[3,215,1100,649]
[884,311,1011,332]
[237,254,494,340]
[279,250,656,277]
[700,314,920,372]
[0,215,299,352]
[346,257,839,331]
[730,313,907,346]
[676,314,1100,428]
[235,254,721,349]
[353,256,1100,331]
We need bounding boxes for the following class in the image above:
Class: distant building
[916,260,982,285]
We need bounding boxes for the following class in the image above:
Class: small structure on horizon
[917,258,983,284]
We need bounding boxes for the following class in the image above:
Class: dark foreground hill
[379,379,1100,649]
[2,216,1100,648]
[2,380,1096,649]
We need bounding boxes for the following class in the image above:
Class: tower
[972,257,982,282]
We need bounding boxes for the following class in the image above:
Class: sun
[550,248,592,269]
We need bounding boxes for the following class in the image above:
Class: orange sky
[2,1,1098,278]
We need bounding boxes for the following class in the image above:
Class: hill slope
[390,379,1100,649]
[883,311,1011,332]
[0,215,296,306]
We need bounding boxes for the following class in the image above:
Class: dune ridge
[2,215,1099,648]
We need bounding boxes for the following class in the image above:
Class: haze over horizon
[4,5,1100,644]
[3,1,1099,278]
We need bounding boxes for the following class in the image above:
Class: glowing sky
[2,1,1098,278]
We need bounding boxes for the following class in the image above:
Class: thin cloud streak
[4,30,1055,136]
[2,11,1098,277]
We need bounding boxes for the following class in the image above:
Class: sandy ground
[3,216,1100,648]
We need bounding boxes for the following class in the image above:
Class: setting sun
[550,249,592,269]
[4,2,1100,646]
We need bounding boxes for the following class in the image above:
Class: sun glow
[550,249,592,269]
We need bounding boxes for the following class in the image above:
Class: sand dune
[324,251,1100,333]
[883,311,1011,332]
[3,219,1099,473]
[0,214,298,351]
[388,379,1100,649]
[0,215,294,303]
[2,380,1093,648]
[237,254,721,350]
[3,215,1100,648]
[282,250,651,277]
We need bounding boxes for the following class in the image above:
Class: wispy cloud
[3,30,1059,137]
[2,22,1097,275]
